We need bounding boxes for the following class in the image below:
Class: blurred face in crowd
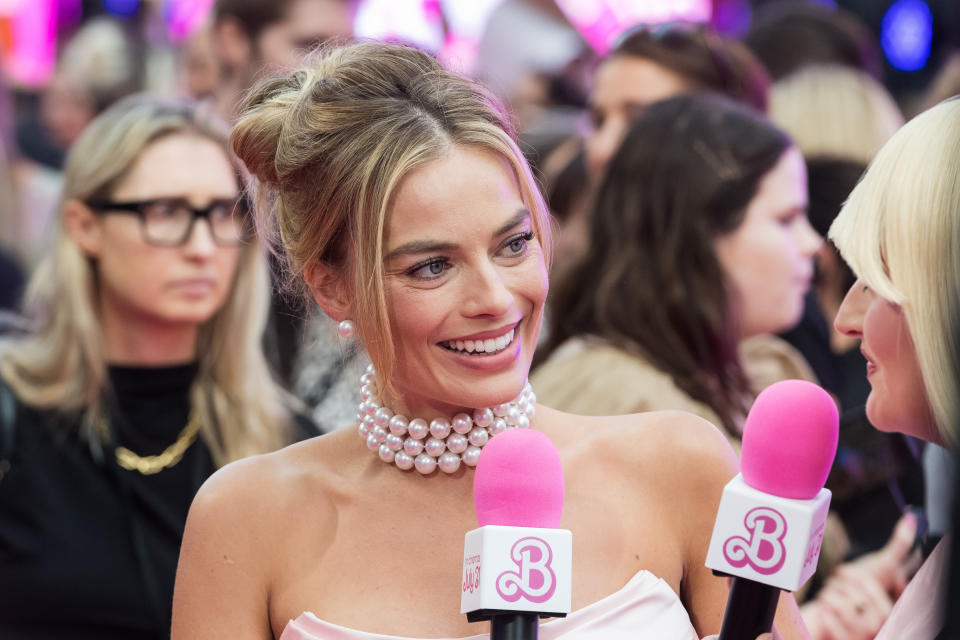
[381,146,548,418]
[834,282,939,444]
[182,26,220,100]
[255,0,355,69]
[71,134,242,333]
[715,146,821,339]
[585,55,691,180]
[42,73,95,149]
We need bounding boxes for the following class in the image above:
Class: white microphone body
[706,473,831,591]
[461,525,572,620]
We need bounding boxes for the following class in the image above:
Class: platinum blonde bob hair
[829,98,960,448]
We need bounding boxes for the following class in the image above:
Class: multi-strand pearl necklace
[355,365,537,475]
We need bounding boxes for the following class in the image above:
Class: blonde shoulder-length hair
[231,41,553,398]
[1,94,293,466]
[829,98,960,448]
[770,64,904,164]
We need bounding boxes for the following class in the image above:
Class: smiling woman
[379,147,547,416]
[169,42,810,640]
[828,98,960,639]
[0,95,317,639]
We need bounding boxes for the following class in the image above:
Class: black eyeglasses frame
[85,197,252,248]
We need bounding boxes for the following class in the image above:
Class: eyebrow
[385,208,531,262]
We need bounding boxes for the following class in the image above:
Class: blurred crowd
[0,0,958,638]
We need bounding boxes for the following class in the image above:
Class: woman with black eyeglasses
[0,94,318,639]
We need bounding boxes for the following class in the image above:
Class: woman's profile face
[834,281,939,444]
[84,133,242,329]
[380,145,548,418]
[585,55,691,181]
[714,146,821,339]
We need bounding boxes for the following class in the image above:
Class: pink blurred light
[57,0,83,29]
[556,0,711,55]
[165,0,215,42]
[354,0,501,74]
[5,0,56,87]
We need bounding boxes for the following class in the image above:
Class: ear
[304,261,353,321]
[212,16,252,70]
[63,199,103,258]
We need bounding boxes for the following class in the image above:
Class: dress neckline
[280,569,690,640]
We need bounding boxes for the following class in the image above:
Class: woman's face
[715,147,821,339]
[585,55,691,181]
[834,281,939,444]
[380,145,548,419]
[83,133,242,329]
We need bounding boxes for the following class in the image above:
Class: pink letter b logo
[722,507,788,575]
[495,537,557,604]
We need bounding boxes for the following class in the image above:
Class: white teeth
[443,328,515,354]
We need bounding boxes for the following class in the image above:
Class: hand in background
[801,513,921,640]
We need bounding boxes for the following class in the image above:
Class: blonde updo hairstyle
[232,42,553,394]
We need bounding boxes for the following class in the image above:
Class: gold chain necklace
[114,412,201,475]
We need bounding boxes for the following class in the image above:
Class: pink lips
[170,278,216,296]
[862,349,877,377]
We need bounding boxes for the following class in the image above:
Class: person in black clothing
[0,247,23,312]
[0,95,319,639]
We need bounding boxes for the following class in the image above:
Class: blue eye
[503,231,534,256]
[407,258,450,280]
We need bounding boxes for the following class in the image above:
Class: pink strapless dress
[279,570,699,640]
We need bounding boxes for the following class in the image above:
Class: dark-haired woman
[584,23,770,182]
[535,93,820,443]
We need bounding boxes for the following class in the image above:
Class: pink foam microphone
[461,429,572,640]
[706,379,839,640]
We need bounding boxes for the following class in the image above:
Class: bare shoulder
[186,429,356,536]
[543,405,738,483]
[543,405,738,523]
[172,431,355,639]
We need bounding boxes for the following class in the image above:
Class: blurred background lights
[881,0,933,72]
[554,0,711,55]
[0,0,56,87]
[164,0,215,42]
[102,0,140,18]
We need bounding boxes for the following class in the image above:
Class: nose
[834,279,867,338]
[182,218,218,258]
[462,260,514,319]
[796,216,823,257]
[585,118,624,182]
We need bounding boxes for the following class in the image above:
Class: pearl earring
[337,319,356,339]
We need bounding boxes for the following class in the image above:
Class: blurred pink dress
[873,536,949,640]
[279,569,699,640]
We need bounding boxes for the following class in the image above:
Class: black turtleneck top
[0,364,319,639]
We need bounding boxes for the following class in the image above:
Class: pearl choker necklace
[355,365,536,475]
